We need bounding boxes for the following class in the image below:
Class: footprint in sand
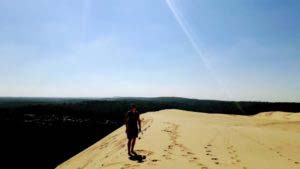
[225,141,243,165]
[204,143,221,165]
[161,122,209,168]
[161,122,179,160]
[204,145,213,156]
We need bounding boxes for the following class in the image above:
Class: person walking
[125,104,141,156]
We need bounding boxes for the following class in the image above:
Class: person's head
[130,104,137,112]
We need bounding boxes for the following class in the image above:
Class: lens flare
[165,0,244,111]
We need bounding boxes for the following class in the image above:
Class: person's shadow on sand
[129,152,146,163]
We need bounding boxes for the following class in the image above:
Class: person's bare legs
[127,138,132,156]
[131,137,136,154]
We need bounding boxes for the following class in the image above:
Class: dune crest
[56,109,300,169]
[254,111,300,121]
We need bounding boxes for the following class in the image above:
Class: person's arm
[124,112,129,133]
[137,112,141,132]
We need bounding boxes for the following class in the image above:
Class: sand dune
[254,111,300,121]
[56,109,300,169]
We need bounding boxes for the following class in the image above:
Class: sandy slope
[56,109,300,169]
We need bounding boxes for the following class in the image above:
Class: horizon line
[0,95,299,104]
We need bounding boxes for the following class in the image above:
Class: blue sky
[0,0,299,102]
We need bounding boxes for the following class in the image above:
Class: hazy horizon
[1,96,299,104]
[1,0,299,102]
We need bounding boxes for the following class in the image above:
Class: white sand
[56,109,300,169]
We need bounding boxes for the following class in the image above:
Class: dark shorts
[127,128,138,139]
